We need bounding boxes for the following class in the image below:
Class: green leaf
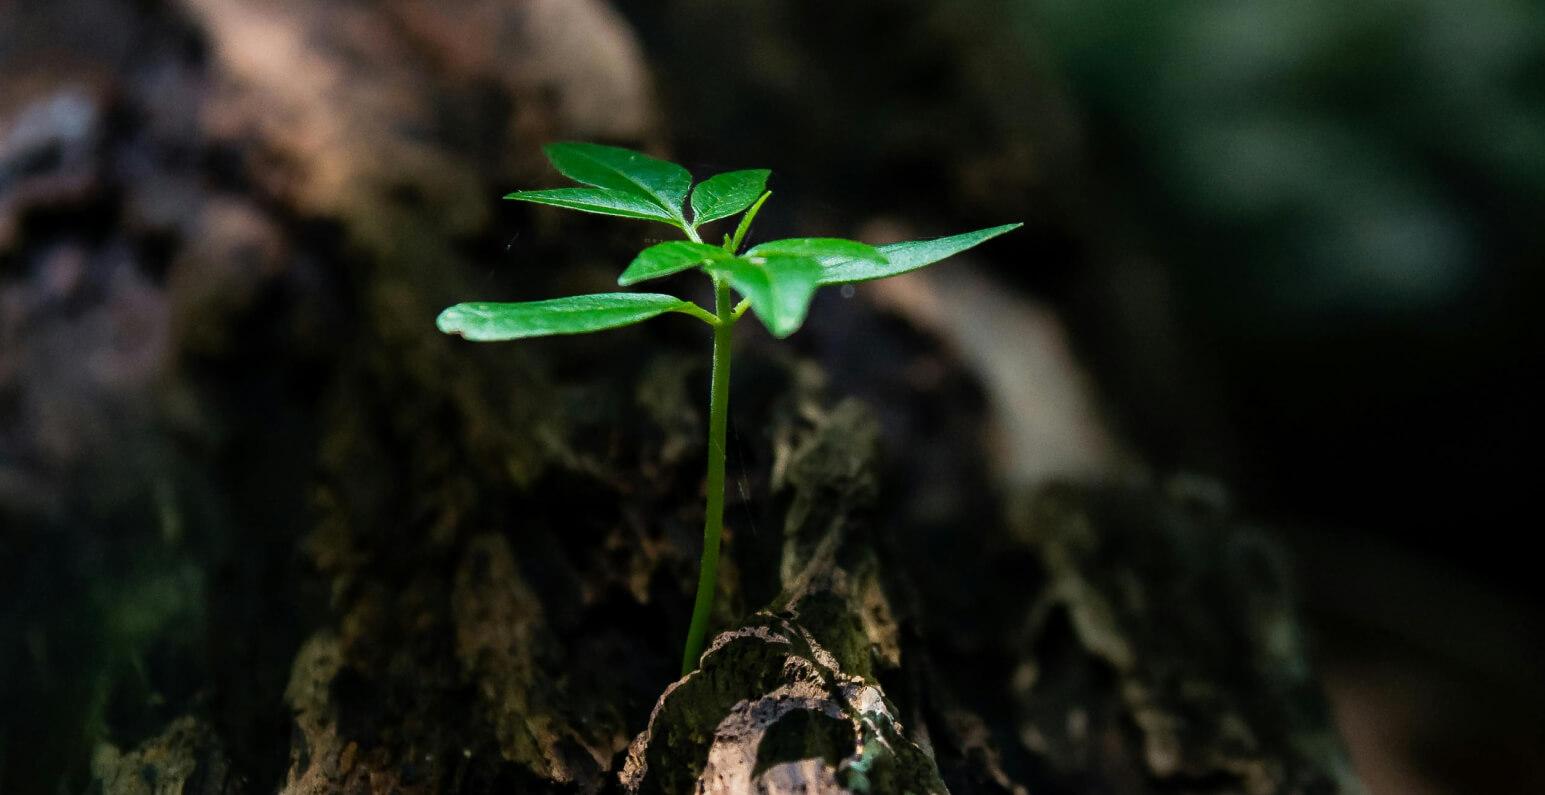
[707,255,823,338]
[618,242,733,286]
[437,294,692,341]
[819,223,1021,285]
[728,191,772,253]
[543,142,691,222]
[747,237,887,266]
[689,169,771,226]
[504,187,681,225]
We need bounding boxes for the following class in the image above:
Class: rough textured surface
[0,1,1362,793]
[622,617,943,795]
[91,717,242,795]
[1008,483,1365,795]
[621,402,946,795]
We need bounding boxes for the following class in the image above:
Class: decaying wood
[90,717,242,795]
[1007,483,1365,795]
[0,1,1362,793]
[621,402,947,795]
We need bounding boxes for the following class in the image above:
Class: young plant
[437,143,1019,675]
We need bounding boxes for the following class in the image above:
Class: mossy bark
[1,1,1361,793]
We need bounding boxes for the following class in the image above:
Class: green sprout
[437,143,1019,675]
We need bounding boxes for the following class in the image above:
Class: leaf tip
[435,306,465,336]
[771,317,806,338]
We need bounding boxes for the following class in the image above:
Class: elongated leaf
[729,191,772,252]
[707,255,823,338]
[437,294,691,341]
[819,223,1021,285]
[689,169,770,226]
[543,142,691,222]
[504,187,681,225]
[618,242,733,286]
[747,238,886,266]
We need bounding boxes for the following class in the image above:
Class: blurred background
[3,0,1542,792]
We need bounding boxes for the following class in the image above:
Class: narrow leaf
[819,223,1021,284]
[747,237,887,266]
[707,255,823,338]
[543,142,691,222]
[618,242,733,286]
[437,294,691,341]
[504,187,680,225]
[689,169,771,226]
[728,191,771,253]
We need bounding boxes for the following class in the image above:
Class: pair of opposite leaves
[437,142,1019,341]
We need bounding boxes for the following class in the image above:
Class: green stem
[673,301,721,327]
[682,277,734,674]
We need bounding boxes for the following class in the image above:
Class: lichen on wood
[621,399,946,795]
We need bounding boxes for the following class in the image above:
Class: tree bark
[0,1,1362,793]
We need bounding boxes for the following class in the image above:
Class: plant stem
[682,277,734,674]
[673,301,721,327]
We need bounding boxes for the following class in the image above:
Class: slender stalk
[673,301,721,327]
[682,277,734,674]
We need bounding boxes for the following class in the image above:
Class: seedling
[437,143,1019,675]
